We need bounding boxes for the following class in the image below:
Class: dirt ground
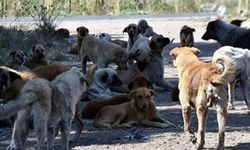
[1,15,250,150]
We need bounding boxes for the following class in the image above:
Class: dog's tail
[211,55,236,84]
[0,92,37,120]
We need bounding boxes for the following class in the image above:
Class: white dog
[212,46,250,110]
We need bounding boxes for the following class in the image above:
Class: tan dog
[77,26,128,74]
[6,49,29,71]
[24,44,48,69]
[82,75,152,119]
[94,87,170,129]
[169,47,236,150]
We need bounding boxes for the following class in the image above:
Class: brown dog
[24,44,48,69]
[6,49,29,71]
[180,25,195,47]
[94,87,170,129]
[169,47,236,150]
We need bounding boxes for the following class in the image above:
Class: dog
[202,19,250,49]
[169,47,236,150]
[0,68,87,150]
[81,67,122,101]
[180,25,195,47]
[0,78,52,150]
[95,32,112,42]
[77,26,128,74]
[47,68,88,149]
[123,23,141,67]
[82,75,152,119]
[113,34,174,93]
[6,49,29,71]
[212,46,250,110]
[138,19,157,37]
[24,44,48,69]
[94,87,171,129]
[53,28,70,39]
[230,19,250,29]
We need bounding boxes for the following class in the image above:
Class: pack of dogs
[0,18,250,150]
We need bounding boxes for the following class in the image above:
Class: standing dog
[82,75,152,119]
[169,47,236,150]
[202,19,250,49]
[212,46,250,110]
[81,67,122,101]
[24,44,48,69]
[180,25,195,47]
[94,87,170,129]
[77,26,128,74]
[138,19,158,37]
[47,68,88,150]
[6,49,29,71]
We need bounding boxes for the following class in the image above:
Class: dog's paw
[7,143,18,150]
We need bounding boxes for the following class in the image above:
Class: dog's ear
[136,62,147,72]
[8,71,21,82]
[9,51,16,56]
[32,46,36,52]
[147,80,153,89]
[76,27,80,32]
[191,47,200,56]
[123,27,128,33]
[169,48,177,58]
[192,28,195,32]
[101,72,109,83]
[128,81,134,90]
[149,89,156,96]
[210,81,222,87]
[129,89,137,99]
[85,28,89,34]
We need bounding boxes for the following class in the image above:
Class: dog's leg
[239,76,250,110]
[214,98,227,150]
[71,101,84,143]
[81,55,88,74]
[47,125,56,150]
[111,109,128,128]
[195,104,208,150]
[60,119,72,150]
[7,110,30,150]
[227,81,236,110]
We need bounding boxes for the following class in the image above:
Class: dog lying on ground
[48,68,88,149]
[212,46,250,110]
[112,34,174,93]
[82,75,152,119]
[23,44,48,69]
[169,47,236,150]
[5,49,29,71]
[0,68,87,150]
[81,67,122,101]
[202,19,250,49]
[77,26,128,74]
[180,25,195,47]
[94,87,170,129]
[138,19,158,37]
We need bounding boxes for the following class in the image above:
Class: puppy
[123,23,141,66]
[77,26,128,74]
[202,19,250,49]
[169,47,236,150]
[94,87,170,129]
[81,67,122,101]
[0,78,52,150]
[82,75,152,119]
[6,49,29,71]
[138,19,157,37]
[24,44,48,69]
[95,32,112,42]
[212,46,250,110]
[47,68,88,149]
[114,34,174,92]
[180,25,195,47]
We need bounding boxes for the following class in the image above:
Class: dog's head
[8,49,27,65]
[202,19,226,41]
[128,75,152,90]
[123,23,141,39]
[149,34,170,54]
[77,26,89,38]
[169,47,200,67]
[53,28,70,38]
[96,32,111,42]
[0,66,21,97]
[138,19,149,32]
[129,87,155,110]
[180,25,195,34]
[94,68,122,87]
[128,35,152,64]
[31,44,45,61]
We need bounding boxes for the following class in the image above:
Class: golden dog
[94,87,170,129]
[169,47,236,150]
